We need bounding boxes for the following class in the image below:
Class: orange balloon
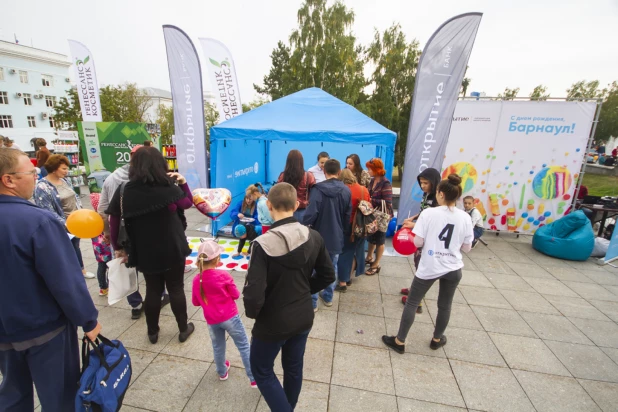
[66,209,104,239]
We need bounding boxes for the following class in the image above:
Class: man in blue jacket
[0,148,102,411]
[303,159,351,310]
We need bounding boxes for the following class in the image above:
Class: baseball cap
[130,144,144,154]
[197,239,224,261]
[234,225,247,237]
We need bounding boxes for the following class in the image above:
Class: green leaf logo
[209,58,221,67]
[83,56,90,64]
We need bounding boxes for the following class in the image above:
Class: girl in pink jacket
[192,240,256,387]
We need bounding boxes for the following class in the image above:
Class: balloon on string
[66,209,104,239]
[192,188,232,219]
[393,228,417,256]
[386,217,398,237]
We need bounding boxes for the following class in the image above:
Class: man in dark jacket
[303,159,351,310]
[0,148,101,411]
[244,182,335,412]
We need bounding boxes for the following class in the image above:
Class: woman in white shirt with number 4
[382,174,473,354]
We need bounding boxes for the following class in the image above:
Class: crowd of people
[587,144,618,167]
[0,144,478,412]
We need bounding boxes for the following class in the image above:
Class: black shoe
[160,294,170,308]
[179,322,195,343]
[346,280,353,286]
[471,239,479,249]
[382,335,405,354]
[416,305,423,314]
[430,336,447,350]
[335,284,347,293]
[131,306,144,320]
[148,332,159,344]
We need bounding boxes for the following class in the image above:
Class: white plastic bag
[107,258,138,305]
[591,237,610,258]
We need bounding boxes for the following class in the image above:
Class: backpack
[76,335,132,412]
[353,200,379,239]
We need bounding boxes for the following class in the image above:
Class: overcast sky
[2,0,617,102]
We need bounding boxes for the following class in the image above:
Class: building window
[41,74,54,87]
[0,68,4,81]
[0,115,13,128]
[19,70,28,84]
[0,91,7,104]
[27,116,36,128]
[45,95,56,107]
[23,93,32,106]
[49,116,56,128]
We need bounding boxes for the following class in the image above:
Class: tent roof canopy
[211,87,396,145]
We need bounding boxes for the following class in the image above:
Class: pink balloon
[393,228,417,256]
[192,188,232,219]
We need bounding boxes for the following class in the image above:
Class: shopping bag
[107,258,138,305]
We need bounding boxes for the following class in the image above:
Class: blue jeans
[473,226,484,240]
[312,252,338,307]
[251,329,310,411]
[208,314,254,381]
[337,231,366,283]
[70,236,84,269]
[96,261,109,290]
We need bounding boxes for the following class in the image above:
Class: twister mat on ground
[186,237,250,272]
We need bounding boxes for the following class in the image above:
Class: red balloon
[393,228,417,256]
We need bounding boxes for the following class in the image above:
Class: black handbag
[116,183,130,251]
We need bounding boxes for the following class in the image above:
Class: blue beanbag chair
[532,210,594,261]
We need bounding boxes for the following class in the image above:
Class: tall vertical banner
[199,38,243,122]
[163,25,209,189]
[68,40,102,122]
[398,13,482,224]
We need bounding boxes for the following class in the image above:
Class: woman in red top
[277,149,316,222]
[365,158,393,275]
[335,169,371,292]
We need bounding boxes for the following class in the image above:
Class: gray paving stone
[381,296,434,324]
[458,285,513,309]
[161,320,215,362]
[379,260,415,279]
[119,315,179,353]
[338,290,383,317]
[466,248,498,260]
[500,290,560,315]
[577,379,618,412]
[379,275,413,295]
[183,363,260,412]
[544,295,612,321]
[519,312,593,345]
[336,311,386,349]
[384,317,446,358]
[605,285,618,297]
[485,273,535,292]
[506,262,554,278]
[568,260,608,272]
[589,299,618,322]
[309,309,338,341]
[462,255,479,272]
[255,380,329,412]
[328,385,397,412]
[485,239,519,251]
[513,369,601,412]
[124,354,210,412]
[523,277,580,297]
[442,327,507,367]
[582,270,618,286]
[528,253,573,268]
[563,281,618,302]
[397,397,466,411]
[459,270,494,288]
[301,338,334,383]
[544,266,597,283]
[317,287,341,311]
[471,306,537,337]
[127,349,159,385]
[425,299,484,331]
[450,360,535,412]
[491,249,536,264]
[331,343,395,395]
[489,333,570,376]
[545,341,618,383]
[347,273,381,293]
[391,353,465,408]
[569,317,618,348]
[600,347,618,364]
[96,306,137,340]
[469,257,516,275]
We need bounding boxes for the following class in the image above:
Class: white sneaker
[83,272,96,279]
[184,265,193,273]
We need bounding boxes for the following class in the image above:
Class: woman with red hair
[365,158,393,275]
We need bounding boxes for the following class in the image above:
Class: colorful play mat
[186,237,250,272]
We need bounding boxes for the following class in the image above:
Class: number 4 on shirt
[438,224,455,248]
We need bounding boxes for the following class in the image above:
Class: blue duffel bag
[76,335,132,412]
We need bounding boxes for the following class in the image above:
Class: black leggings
[397,269,462,342]
[143,264,188,336]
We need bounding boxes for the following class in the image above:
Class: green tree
[497,87,520,100]
[205,102,220,150]
[255,0,366,105]
[461,66,471,97]
[99,83,152,123]
[242,97,270,112]
[595,81,618,143]
[156,105,174,144]
[365,23,421,177]
[53,87,81,130]
[529,85,550,101]
[566,80,605,100]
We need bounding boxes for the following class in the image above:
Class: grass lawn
[582,173,618,197]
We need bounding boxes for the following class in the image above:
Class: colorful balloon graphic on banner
[442,162,478,193]
[532,166,572,200]
[192,188,232,219]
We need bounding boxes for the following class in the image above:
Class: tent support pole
[573,99,603,205]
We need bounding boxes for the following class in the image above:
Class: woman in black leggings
[382,174,474,354]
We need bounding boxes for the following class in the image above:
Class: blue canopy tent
[210,87,397,233]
